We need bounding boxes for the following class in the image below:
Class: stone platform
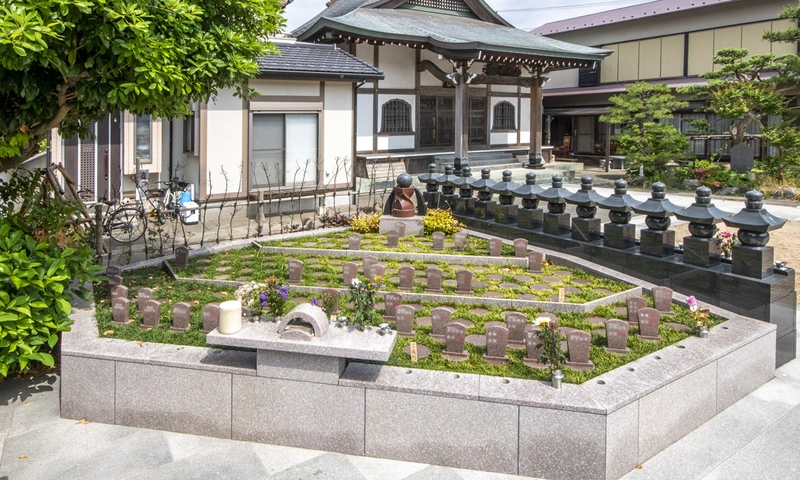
[378,215,424,235]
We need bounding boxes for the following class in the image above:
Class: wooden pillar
[527,74,546,169]
[453,61,470,175]
[605,121,612,173]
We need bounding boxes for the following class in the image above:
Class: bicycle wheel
[107,207,147,243]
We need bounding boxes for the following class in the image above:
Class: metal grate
[381,99,413,133]
[493,101,516,130]
[79,140,96,200]
[406,0,470,13]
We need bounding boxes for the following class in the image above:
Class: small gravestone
[528,251,544,273]
[110,284,129,301]
[201,303,220,333]
[367,264,385,280]
[455,270,473,295]
[140,299,162,329]
[565,330,594,371]
[322,288,340,314]
[442,322,469,361]
[454,232,468,250]
[430,307,453,340]
[523,330,546,368]
[637,308,661,341]
[137,288,155,311]
[383,292,402,320]
[399,266,415,290]
[730,143,755,173]
[604,319,630,354]
[112,297,131,325]
[651,286,674,314]
[107,266,122,277]
[432,232,445,251]
[108,274,123,288]
[513,238,528,258]
[363,255,378,275]
[483,324,510,365]
[489,238,502,256]
[387,230,399,248]
[626,297,649,325]
[348,233,361,250]
[505,312,527,346]
[393,222,407,237]
[343,262,358,285]
[426,267,443,293]
[170,302,191,332]
[395,305,416,337]
[288,260,303,284]
[174,246,189,268]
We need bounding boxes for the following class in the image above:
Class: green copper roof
[295,6,610,64]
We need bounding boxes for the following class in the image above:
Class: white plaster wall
[356,94,374,153]
[490,132,517,145]
[377,94,416,133]
[356,43,375,64]
[492,85,517,93]
[377,135,414,151]
[419,50,453,87]
[520,98,531,145]
[250,79,320,96]
[323,82,354,185]
[378,45,416,89]
[205,88,244,195]
[543,69,579,90]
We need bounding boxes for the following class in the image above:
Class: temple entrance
[420,96,487,148]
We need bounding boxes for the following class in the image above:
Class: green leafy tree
[0,0,285,171]
[599,82,691,176]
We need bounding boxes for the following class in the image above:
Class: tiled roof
[533,0,737,36]
[257,41,383,80]
[294,0,379,37]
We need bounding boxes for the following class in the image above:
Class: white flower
[689,304,698,313]
[350,278,362,288]
[534,317,551,327]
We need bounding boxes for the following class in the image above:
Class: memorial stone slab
[565,330,594,371]
[108,274,123,288]
[386,230,399,248]
[505,313,527,346]
[483,325,510,365]
[140,299,162,329]
[110,285,129,301]
[383,292,402,320]
[107,266,122,277]
[432,232,445,251]
[637,307,661,341]
[170,302,192,332]
[426,267,443,293]
[651,286,674,314]
[395,305,416,337]
[112,297,131,325]
[626,297,649,325]
[730,143,755,173]
[513,238,528,257]
[442,322,469,361]
[174,246,189,268]
[393,222,407,237]
[367,264,385,280]
[528,251,544,273]
[454,232,468,250]
[430,307,454,340]
[604,319,630,354]
[455,270,473,295]
[343,262,358,286]
[137,288,155,311]
[348,233,361,250]
[363,255,379,275]
[398,266,415,290]
[523,330,546,368]
[288,260,303,284]
[489,238,502,257]
[201,303,220,333]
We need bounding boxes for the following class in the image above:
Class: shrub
[423,209,464,235]
[350,213,381,234]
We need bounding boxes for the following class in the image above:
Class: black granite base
[455,198,475,216]
[474,200,496,220]
[423,191,441,210]
[604,223,636,249]
[518,208,543,230]
[495,204,518,225]
[640,229,675,257]
[572,217,601,242]
[731,244,774,279]
[543,212,571,236]
[441,194,459,210]
[683,236,721,268]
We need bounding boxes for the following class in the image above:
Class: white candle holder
[219,300,243,334]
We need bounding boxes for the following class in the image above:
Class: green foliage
[675,160,750,191]
[0,0,286,170]
[347,276,382,327]
[600,82,692,176]
[423,208,464,235]
[350,213,381,234]
[0,168,101,376]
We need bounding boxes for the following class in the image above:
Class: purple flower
[311,298,322,308]
[259,292,267,302]
[686,296,697,307]
[278,286,289,300]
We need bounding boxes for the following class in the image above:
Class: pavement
[0,324,797,480]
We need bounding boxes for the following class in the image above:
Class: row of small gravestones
[348,231,531,258]
[388,287,679,371]
[108,283,223,333]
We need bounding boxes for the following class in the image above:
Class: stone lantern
[470,168,498,220]
[674,186,731,267]
[596,179,641,249]
[489,170,521,225]
[537,174,573,236]
[565,176,604,242]
[632,182,680,257]
[439,165,460,210]
[452,166,475,215]
[722,190,787,278]
[511,172,544,230]
[417,163,443,209]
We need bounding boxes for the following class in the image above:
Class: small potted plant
[686,295,711,337]
[535,317,566,388]
[347,275,383,327]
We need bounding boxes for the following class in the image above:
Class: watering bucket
[179,191,192,204]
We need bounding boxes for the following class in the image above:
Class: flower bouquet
[716,231,736,258]
[686,295,711,337]
[347,275,383,327]
[534,317,566,388]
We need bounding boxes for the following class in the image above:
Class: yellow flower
[534,317,551,327]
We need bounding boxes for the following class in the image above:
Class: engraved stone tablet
[395,305,416,337]
[483,325,510,364]
[137,288,155,312]
[455,269,473,295]
[604,319,630,354]
[363,255,378,275]
[343,262,358,285]
[505,312,527,346]
[626,297,649,325]
[110,285,129,301]
[174,246,189,268]
[489,238,502,257]
[565,330,594,371]
[637,307,661,341]
[523,330,546,368]
[454,231,468,250]
[348,233,361,250]
[140,299,162,329]
[170,302,191,332]
[383,292,402,320]
[442,322,469,361]
[651,286,674,314]
[432,232,445,251]
[513,238,528,257]
[399,266,415,290]
[112,297,131,325]
[528,251,544,273]
[426,267,443,293]
[288,260,303,284]
[430,307,454,341]
[387,229,399,248]
[201,303,220,333]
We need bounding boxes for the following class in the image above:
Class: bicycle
[75,189,148,244]
[137,176,193,225]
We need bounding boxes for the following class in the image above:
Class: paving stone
[542,277,561,283]
[465,334,487,346]
[553,270,572,277]
[415,316,431,327]
[531,284,552,291]
[472,281,488,288]
[487,274,504,281]
[514,275,534,282]
[498,283,520,290]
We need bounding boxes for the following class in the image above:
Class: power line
[497,0,651,13]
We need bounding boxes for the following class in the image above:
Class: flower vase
[550,369,564,389]
[697,326,709,338]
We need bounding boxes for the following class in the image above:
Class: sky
[284,0,655,33]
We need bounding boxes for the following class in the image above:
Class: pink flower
[686,296,697,307]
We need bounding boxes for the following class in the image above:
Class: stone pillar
[473,168,497,220]
[633,182,679,258]
[539,174,571,236]
[566,176,602,242]
[513,172,544,230]
[723,190,787,279]
[491,170,520,225]
[675,187,731,267]
[597,179,638,250]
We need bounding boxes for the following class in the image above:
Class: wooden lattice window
[493,101,516,130]
[381,99,412,133]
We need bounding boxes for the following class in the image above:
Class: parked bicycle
[76,189,148,244]
[140,176,193,226]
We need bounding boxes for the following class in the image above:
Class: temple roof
[258,40,384,80]
[294,0,610,67]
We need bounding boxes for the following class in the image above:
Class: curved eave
[258,70,384,81]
